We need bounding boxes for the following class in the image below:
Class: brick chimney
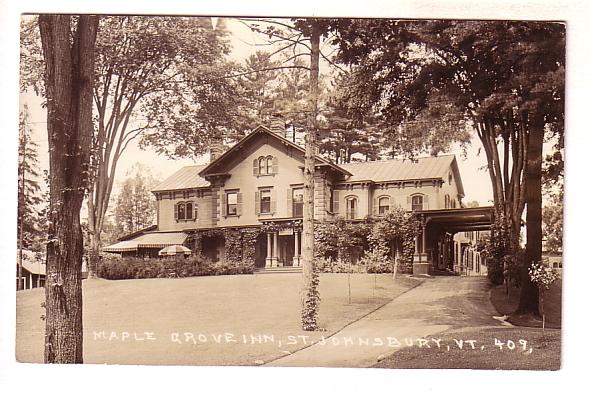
[269,113,286,138]
[209,136,223,162]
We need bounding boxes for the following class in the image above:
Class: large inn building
[104,125,492,275]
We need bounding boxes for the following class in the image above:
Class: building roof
[339,155,456,183]
[103,232,188,252]
[151,165,210,192]
[199,125,352,178]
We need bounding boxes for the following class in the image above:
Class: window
[346,197,358,219]
[411,195,423,211]
[445,194,450,209]
[255,155,277,176]
[258,157,267,175]
[175,201,196,221]
[448,172,453,185]
[378,197,390,215]
[226,192,238,216]
[260,189,271,214]
[292,188,304,217]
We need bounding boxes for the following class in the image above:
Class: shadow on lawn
[490,280,562,329]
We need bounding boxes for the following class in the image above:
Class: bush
[315,258,367,273]
[96,254,254,280]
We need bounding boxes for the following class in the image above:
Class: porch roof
[103,232,188,253]
[419,206,494,232]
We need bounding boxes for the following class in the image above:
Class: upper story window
[226,192,238,216]
[292,188,304,218]
[345,196,358,220]
[253,155,278,176]
[448,172,453,185]
[175,201,196,221]
[260,189,271,214]
[378,196,390,215]
[445,194,450,209]
[411,194,424,211]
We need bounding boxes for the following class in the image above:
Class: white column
[265,232,272,267]
[273,232,279,266]
[457,242,463,275]
[293,231,300,266]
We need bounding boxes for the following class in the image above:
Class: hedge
[97,254,254,280]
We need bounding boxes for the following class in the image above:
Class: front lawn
[373,327,561,370]
[16,273,421,366]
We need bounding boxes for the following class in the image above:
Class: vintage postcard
[4,1,584,392]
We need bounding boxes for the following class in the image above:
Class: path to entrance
[265,276,504,368]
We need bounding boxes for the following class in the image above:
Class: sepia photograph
[2,0,586,392]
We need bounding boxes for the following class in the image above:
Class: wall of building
[217,137,307,227]
[156,189,214,231]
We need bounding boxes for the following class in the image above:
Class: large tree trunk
[301,22,321,331]
[516,116,544,315]
[38,14,99,363]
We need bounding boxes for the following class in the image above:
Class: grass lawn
[373,277,562,370]
[16,273,421,366]
[373,327,561,370]
[490,279,562,328]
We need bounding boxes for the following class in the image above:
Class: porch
[412,206,494,275]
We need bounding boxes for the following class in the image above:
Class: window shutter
[287,189,293,216]
[390,197,395,211]
[194,203,198,220]
[255,191,260,216]
[253,158,259,176]
[424,195,429,210]
[221,193,227,217]
[332,190,340,213]
[373,197,378,216]
[272,156,278,174]
[407,195,412,209]
[237,193,243,216]
[270,189,276,213]
[174,203,178,220]
[186,202,192,220]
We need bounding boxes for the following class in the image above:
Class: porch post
[265,232,273,267]
[421,225,426,254]
[293,231,300,266]
[273,232,279,266]
[457,242,463,275]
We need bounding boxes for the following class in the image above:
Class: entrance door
[280,235,295,266]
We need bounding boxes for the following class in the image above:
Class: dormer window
[449,172,453,185]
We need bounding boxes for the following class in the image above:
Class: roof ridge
[339,154,455,166]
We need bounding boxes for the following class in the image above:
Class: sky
[18,16,495,207]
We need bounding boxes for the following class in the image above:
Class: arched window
[411,194,424,211]
[378,196,390,215]
[266,156,274,174]
[345,196,359,219]
[445,194,450,209]
[258,156,267,175]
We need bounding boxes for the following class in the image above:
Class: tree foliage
[18,106,44,250]
[330,19,565,313]
[113,163,159,236]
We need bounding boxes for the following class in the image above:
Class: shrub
[97,254,233,280]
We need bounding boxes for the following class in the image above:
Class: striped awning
[103,232,188,253]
